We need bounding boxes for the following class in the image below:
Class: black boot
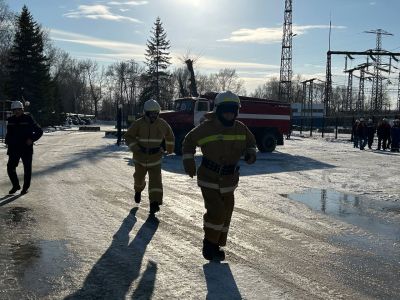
[202,239,225,261]
[20,189,28,195]
[149,202,160,215]
[9,186,21,194]
[215,247,226,261]
[134,192,141,203]
[202,239,215,260]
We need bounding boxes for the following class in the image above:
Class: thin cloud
[170,54,280,71]
[63,5,141,23]
[369,2,376,5]
[108,1,149,5]
[219,24,346,44]
[50,29,146,55]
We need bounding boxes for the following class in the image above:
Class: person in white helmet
[5,100,43,195]
[182,91,257,261]
[124,99,175,215]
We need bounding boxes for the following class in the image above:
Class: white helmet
[214,91,240,108]
[143,99,161,112]
[11,101,24,110]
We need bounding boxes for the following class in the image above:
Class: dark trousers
[7,152,33,190]
[377,137,389,150]
[367,135,374,149]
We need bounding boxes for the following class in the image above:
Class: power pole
[398,72,400,111]
[357,68,365,112]
[345,70,354,111]
[301,78,317,136]
[364,29,393,111]
[279,0,293,103]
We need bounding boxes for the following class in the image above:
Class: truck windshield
[174,100,194,112]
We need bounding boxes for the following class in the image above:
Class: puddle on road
[281,189,400,237]
[0,207,78,298]
[281,189,400,261]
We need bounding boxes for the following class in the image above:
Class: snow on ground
[0,126,399,299]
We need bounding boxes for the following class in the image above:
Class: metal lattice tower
[357,69,365,112]
[345,70,354,111]
[279,0,293,103]
[365,29,393,111]
[397,72,400,111]
[325,52,332,116]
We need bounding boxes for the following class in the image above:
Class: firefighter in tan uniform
[182,91,257,260]
[124,99,175,215]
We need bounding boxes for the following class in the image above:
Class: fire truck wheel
[174,132,186,155]
[258,132,277,152]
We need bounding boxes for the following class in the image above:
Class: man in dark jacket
[366,119,376,149]
[358,118,368,150]
[5,101,43,194]
[376,118,391,150]
[352,119,360,148]
[390,119,400,152]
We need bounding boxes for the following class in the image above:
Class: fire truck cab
[160,94,291,155]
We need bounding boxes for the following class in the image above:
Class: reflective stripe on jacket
[182,112,256,193]
[124,116,175,166]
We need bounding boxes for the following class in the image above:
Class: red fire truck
[159,92,291,154]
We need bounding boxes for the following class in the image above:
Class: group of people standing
[352,117,400,152]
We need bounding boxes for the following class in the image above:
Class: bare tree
[82,59,104,117]
[211,68,246,95]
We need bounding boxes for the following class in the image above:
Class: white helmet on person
[214,91,241,126]
[143,99,161,112]
[11,101,24,110]
[214,91,240,108]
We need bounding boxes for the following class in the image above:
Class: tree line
[1,3,388,126]
[0,4,248,126]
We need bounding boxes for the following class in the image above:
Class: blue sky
[6,0,400,94]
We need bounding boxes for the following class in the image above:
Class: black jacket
[5,113,43,154]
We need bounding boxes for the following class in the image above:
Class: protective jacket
[182,112,257,193]
[124,116,175,166]
[5,113,43,155]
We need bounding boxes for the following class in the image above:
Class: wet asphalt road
[0,130,399,299]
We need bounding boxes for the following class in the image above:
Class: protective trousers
[201,187,234,246]
[133,163,163,204]
[7,152,32,190]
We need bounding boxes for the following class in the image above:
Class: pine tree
[143,17,171,108]
[6,6,56,125]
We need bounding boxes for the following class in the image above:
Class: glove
[166,144,174,154]
[130,144,141,153]
[183,158,196,178]
[244,152,256,165]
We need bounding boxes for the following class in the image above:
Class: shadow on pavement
[203,262,242,300]
[65,208,159,300]
[0,194,22,207]
[159,151,334,176]
[34,144,126,177]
